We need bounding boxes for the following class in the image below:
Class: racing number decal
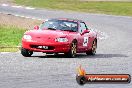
[83,37,88,46]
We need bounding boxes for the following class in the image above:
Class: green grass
[14,0,132,16]
[0,25,26,52]
[0,47,20,52]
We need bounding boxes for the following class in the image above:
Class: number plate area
[37,46,48,49]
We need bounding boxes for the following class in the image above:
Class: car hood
[25,30,70,40]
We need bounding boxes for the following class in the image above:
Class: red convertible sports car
[21,18,97,57]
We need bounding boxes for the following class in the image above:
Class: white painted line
[1,4,35,10]
[31,18,43,20]
[11,5,23,8]
[31,18,36,20]
[13,14,43,21]
[1,3,132,19]
[1,4,9,7]
[38,18,43,20]
[25,7,35,10]
[25,16,31,19]
[0,52,10,54]
[14,14,20,17]
[20,15,25,18]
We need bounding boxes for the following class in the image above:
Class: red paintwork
[22,19,97,53]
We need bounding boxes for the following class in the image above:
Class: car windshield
[39,19,78,32]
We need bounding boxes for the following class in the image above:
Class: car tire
[76,75,87,85]
[86,39,97,55]
[21,48,33,57]
[65,42,77,58]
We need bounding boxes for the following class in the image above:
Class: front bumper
[22,40,71,53]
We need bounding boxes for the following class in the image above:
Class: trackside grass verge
[0,25,26,52]
[14,0,132,16]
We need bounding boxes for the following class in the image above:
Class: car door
[78,22,90,52]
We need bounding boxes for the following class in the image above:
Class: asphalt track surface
[0,4,132,88]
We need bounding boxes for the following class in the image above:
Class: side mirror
[81,30,90,35]
[34,25,39,30]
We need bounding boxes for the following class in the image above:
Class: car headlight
[55,37,68,42]
[23,35,32,40]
